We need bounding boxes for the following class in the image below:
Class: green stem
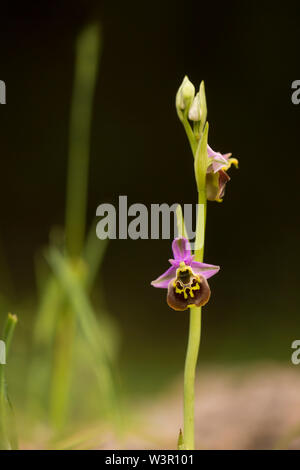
[0,353,9,450]
[183,187,207,450]
[0,314,17,450]
[49,307,75,431]
[183,307,201,450]
[181,115,197,155]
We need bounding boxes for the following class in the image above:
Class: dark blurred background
[0,0,299,398]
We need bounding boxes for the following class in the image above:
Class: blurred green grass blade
[6,396,18,450]
[0,313,18,450]
[28,23,104,433]
[65,23,102,259]
[46,247,120,423]
[33,276,64,346]
[46,247,112,361]
[84,220,109,290]
[26,276,65,420]
[48,22,102,431]
[34,249,51,296]
[49,306,75,431]
[2,313,17,355]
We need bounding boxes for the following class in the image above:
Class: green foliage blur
[0,0,299,448]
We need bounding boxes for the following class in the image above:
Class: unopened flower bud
[188,92,201,121]
[176,76,195,118]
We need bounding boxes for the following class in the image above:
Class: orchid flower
[151,237,220,311]
[206,144,238,202]
[155,76,237,450]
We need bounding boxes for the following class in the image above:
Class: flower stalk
[152,76,237,449]
[177,77,210,449]
[183,119,208,450]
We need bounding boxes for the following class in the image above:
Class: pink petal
[151,265,177,289]
[172,237,191,260]
[211,156,228,173]
[169,259,180,267]
[207,144,231,174]
[191,261,220,279]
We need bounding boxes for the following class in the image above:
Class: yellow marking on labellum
[173,263,201,300]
